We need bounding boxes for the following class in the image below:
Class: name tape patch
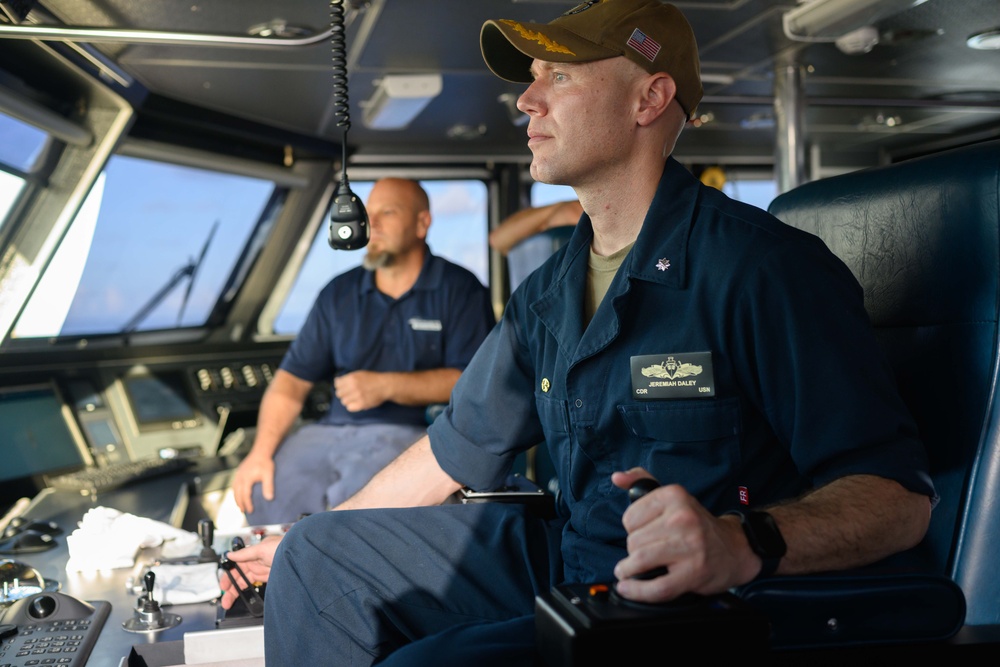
[630,352,715,400]
[408,318,442,332]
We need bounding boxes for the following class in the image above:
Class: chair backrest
[767,140,1000,625]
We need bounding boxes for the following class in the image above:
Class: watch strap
[724,509,786,581]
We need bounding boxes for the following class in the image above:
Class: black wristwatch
[725,509,786,580]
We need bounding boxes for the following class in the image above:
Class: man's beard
[362,248,393,271]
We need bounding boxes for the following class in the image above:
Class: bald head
[373,178,430,213]
[363,178,432,271]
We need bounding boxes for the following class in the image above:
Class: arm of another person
[611,468,932,604]
[333,367,460,412]
[489,200,583,256]
[231,369,314,514]
[219,433,458,610]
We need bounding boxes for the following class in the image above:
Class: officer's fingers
[218,583,242,610]
[611,467,654,491]
[224,544,259,564]
[621,483,690,535]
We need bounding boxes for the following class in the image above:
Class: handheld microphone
[328,1,368,251]
[328,178,369,250]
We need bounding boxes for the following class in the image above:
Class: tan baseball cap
[481,0,703,119]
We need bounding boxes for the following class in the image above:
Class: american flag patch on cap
[626,28,661,62]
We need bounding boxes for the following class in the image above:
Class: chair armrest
[734,567,966,650]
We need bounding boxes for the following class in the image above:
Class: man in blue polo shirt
[221,2,935,664]
[230,177,495,525]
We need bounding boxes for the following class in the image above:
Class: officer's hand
[231,453,275,515]
[611,468,756,604]
[334,370,388,412]
[219,536,281,610]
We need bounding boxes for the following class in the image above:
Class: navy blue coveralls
[263,160,935,665]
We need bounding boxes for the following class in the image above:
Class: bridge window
[273,179,488,335]
[12,155,275,338]
[0,111,49,233]
[0,113,48,171]
[723,178,778,211]
[531,183,576,207]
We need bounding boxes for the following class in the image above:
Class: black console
[535,583,769,666]
[534,479,772,666]
[0,591,110,666]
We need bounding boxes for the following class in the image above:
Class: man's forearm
[250,371,313,457]
[382,368,462,406]
[766,474,932,575]
[336,436,462,509]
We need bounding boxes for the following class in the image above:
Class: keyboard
[45,457,194,494]
[0,592,110,667]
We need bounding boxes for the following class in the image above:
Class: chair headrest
[769,141,1000,327]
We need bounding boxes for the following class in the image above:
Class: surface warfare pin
[630,352,715,399]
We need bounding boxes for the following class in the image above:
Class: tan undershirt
[585,241,635,325]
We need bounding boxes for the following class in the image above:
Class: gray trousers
[246,422,427,525]
[263,502,563,666]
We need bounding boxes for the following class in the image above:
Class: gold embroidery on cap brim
[500,20,576,56]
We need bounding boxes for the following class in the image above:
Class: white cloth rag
[65,506,200,572]
[149,562,221,605]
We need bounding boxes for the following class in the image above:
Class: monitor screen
[122,371,197,426]
[0,383,88,483]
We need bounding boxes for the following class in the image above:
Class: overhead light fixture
[248,19,315,38]
[835,25,881,54]
[967,28,1000,50]
[361,74,442,130]
[783,0,929,42]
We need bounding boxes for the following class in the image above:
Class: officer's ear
[636,73,676,127]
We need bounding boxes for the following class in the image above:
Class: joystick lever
[197,518,217,563]
[628,478,669,580]
[123,570,182,633]
[219,536,265,617]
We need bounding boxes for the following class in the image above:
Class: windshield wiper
[120,221,219,334]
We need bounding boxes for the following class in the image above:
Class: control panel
[0,592,110,666]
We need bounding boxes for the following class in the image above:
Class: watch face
[746,511,787,558]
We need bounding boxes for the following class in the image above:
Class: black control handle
[198,519,213,549]
[627,478,669,580]
[219,537,265,617]
[143,570,158,606]
[627,478,661,504]
[198,519,217,563]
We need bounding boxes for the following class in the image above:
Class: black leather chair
[739,139,1000,651]
[535,147,1000,661]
